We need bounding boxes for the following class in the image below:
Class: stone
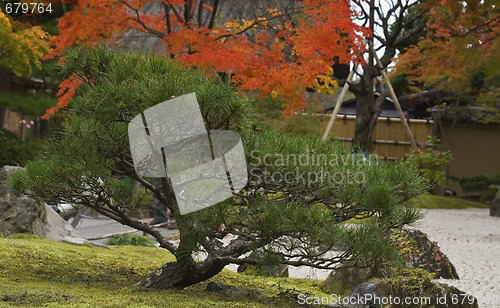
[328,280,389,308]
[323,228,458,297]
[342,282,383,308]
[206,282,249,297]
[323,265,382,295]
[237,262,289,277]
[490,198,500,217]
[44,203,88,244]
[394,229,459,279]
[479,185,499,204]
[330,280,478,308]
[429,282,479,308]
[0,165,88,245]
[0,166,47,237]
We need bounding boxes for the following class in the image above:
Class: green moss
[407,194,489,209]
[0,235,330,307]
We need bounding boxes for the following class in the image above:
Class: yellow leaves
[313,75,337,95]
[224,18,268,33]
[0,10,51,77]
[224,21,240,30]
[0,11,13,32]
[266,8,282,17]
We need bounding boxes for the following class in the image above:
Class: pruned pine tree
[10,47,427,289]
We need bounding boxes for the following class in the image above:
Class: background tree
[42,0,368,118]
[11,47,427,289]
[347,0,431,151]
[394,0,500,125]
[0,10,51,78]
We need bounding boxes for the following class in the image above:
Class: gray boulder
[237,262,289,277]
[0,166,47,237]
[323,266,382,295]
[330,280,478,308]
[490,198,500,217]
[402,229,459,279]
[0,165,87,244]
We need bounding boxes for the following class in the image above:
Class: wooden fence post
[369,42,417,149]
[322,66,356,141]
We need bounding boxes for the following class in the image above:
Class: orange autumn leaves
[43,73,83,120]
[43,0,368,118]
[395,0,500,92]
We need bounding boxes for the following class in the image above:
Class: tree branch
[208,0,219,29]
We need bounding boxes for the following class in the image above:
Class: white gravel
[415,208,500,308]
[224,208,500,307]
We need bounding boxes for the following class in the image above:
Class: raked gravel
[225,208,500,307]
[415,208,500,308]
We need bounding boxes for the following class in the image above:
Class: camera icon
[128,93,248,215]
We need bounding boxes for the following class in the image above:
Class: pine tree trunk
[140,258,227,289]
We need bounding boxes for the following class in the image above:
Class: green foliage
[479,186,500,204]
[107,233,156,247]
[390,73,411,97]
[251,96,327,138]
[451,172,500,194]
[405,136,452,188]
[269,113,325,137]
[0,11,51,77]
[385,268,436,303]
[0,91,57,116]
[0,128,37,167]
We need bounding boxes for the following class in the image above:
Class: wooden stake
[369,43,417,149]
[322,66,356,141]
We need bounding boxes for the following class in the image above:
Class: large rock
[330,280,478,308]
[237,262,289,277]
[323,265,382,296]
[323,228,458,296]
[479,185,499,204]
[0,166,47,237]
[393,229,459,279]
[0,165,87,244]
[335,281,386,308]
[490,198,500,217]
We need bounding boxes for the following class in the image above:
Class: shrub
[107,233,156,247]
[0,128,36,167]
[451,173,500,194]
[405,136,452,188]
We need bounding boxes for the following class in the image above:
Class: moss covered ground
[408,194,489,209]
[0,235,330,307]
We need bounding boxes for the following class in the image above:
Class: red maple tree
[395,0,500,93]
[43,0,369,119]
